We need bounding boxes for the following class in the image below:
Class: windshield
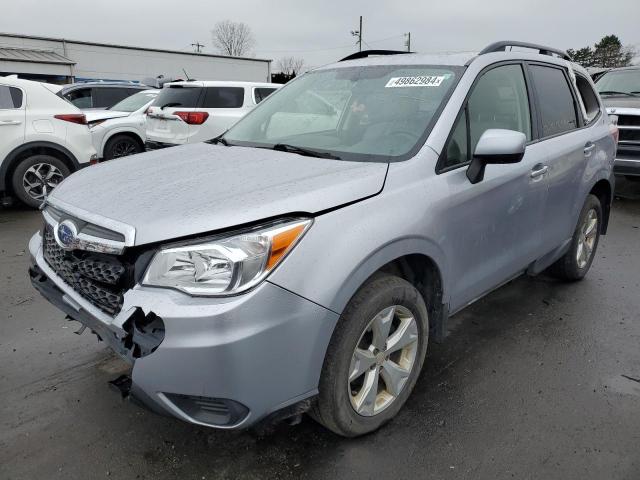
[596,69,640,96]
[110,91,158,112]
[223,65,462,162]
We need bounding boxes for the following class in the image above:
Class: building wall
[0,34,271,83]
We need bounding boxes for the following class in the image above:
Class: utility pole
[351,16,363,52]
[191,42,204,53]
[405,32,411,52]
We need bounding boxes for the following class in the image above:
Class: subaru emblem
[55,220,78,250]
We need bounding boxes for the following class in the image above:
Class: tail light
[174,111,209,125]
[54,114,87,125]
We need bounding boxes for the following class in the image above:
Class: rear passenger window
[529,65,578,137]
[94,88,132,108]
[254,87,277,104]
[152,86,202,108]
[441,64,531,170]
[0,86,23,108]
[202,87,244,108]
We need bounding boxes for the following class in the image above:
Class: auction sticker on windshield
[385,76,446,88]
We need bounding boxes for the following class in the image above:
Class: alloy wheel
[111,140,138,158]
[22,163,64,202]
[348,305,419,416]
[576,208,598,269]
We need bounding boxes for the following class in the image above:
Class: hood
[85,110,130,123]
[601,96,640,110]
[49,143,388,245]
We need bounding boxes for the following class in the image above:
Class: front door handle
[584,143,596,157]
[0,120,21,126]
[530,164,549,178]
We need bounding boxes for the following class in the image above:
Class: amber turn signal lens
[267,223,307,269]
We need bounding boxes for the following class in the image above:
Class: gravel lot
[1,179,639,480]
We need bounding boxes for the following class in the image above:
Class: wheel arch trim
[1,141,80,193]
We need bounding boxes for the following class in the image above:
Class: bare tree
[211,20,255,57]
[277,56,305,76]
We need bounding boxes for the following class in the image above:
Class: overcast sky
[3,0,639,68]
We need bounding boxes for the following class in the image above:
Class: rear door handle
[0,120,21,125]
[584,143,596,156]
[530,164,549,178]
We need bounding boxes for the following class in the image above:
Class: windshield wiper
[273,143,341,159]
[599,90,638,97]
[207,132,232,146]
[160,102,181,109]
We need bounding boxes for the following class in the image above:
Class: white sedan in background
[86,89,159,160]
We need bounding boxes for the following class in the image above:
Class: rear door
[526,63,593,254]
[146,85,203,144]
[0,84,26,161]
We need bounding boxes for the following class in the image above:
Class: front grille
[43,226,128,315]
[618,115,640,128]
[619,128,640,143]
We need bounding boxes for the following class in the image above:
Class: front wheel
[311,274,429,437]
[547,194,602,281]
[11,155,71,208]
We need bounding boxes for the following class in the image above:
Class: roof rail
[479,41,573,61]
[340,50,412,62]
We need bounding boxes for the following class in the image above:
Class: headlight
[142,218,312,296]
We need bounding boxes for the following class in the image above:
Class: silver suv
[29,41,617,437]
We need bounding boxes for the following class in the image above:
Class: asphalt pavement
[1,179,639,480]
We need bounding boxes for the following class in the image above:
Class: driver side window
[441,64,532,171]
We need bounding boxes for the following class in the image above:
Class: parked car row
[0,77,280,207]
[28,41,618,436]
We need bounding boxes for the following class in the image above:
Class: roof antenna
[182,68,191,81]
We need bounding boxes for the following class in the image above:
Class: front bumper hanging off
[28,231,339,429]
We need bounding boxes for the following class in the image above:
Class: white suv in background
[0,76,97,208]
[145,81,280,148]
[86,89,159,160]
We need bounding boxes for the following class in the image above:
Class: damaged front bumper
[28,232,339,429]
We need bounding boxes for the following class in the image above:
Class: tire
[311,274,429,437]
[547,194,602,281]
[11,155,71,209]
[104,134,142,160]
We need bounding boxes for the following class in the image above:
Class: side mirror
[466,129,527,184]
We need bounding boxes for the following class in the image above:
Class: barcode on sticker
[385,76,445,88]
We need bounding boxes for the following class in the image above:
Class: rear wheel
[311,274,429,437]
[104,134,142,160]
[547,194,602,281]
[11,155,70,208]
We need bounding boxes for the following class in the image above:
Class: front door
[438,63,549,312]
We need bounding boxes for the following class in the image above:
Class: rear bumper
[28,232,339,429]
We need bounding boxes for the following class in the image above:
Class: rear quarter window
[254,87,278,104]
[574,74,601,125]
[202,87,244,108]
[529,65,578,137]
